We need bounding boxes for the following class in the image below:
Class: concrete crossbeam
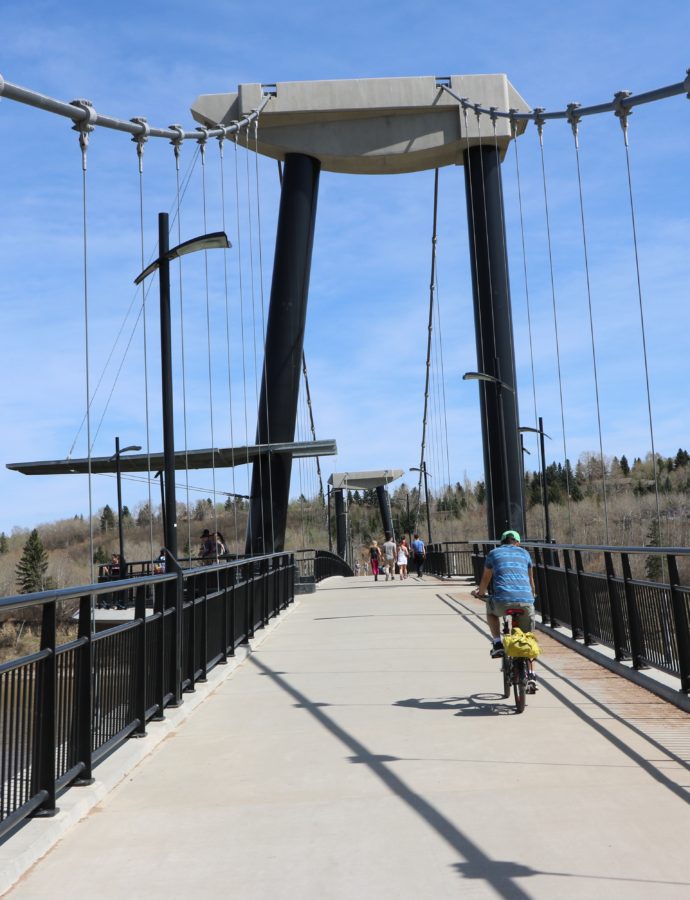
[191,74,530,174]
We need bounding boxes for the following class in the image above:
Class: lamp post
[135,213,229,707]
[409,463,433,545]
[519,418,552,545]
[111,437,141,575]
[134,212,229,563]
[463,369,515,533]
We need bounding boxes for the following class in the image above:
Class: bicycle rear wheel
[513,659,527,713]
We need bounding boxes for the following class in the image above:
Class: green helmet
[500,530,521,543]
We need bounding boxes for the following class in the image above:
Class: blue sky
[1,1,689,535]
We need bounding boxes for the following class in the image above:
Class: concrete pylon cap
[328,469,404,490]
[191,74,530,175]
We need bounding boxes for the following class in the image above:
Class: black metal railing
[468,540,690,694]
[426,542,476,578]
[294,549,354,582]
[0,551,295,842]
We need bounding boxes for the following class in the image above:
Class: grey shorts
[486,599,535,632]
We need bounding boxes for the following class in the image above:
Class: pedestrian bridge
[4,574,689,899]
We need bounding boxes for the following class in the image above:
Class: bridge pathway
[7,576,690,899]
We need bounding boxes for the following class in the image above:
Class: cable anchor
[613,91,632,147]
[70,98,97,171]
[130,117,150,173]
[169,124,185,172]
[508,108,519,141]
[533,107,546,146]
[195,126,209,164]
[566,102,582,148]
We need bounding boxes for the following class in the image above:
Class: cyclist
[472,529,538,692]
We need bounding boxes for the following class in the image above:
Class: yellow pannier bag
[503,628,541,659]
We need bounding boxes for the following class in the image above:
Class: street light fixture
[134,213,230,564]
[519,418,552,545]
[462,369,514,532]
[111,437,142,577]
[409,463,433,545]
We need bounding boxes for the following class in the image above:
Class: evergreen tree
[121,505,132,522]
[0,532,8,554]
[474,481,486,505]
[674,448,690,469]
[100,504,115,533]
[93,545,108,565]
[16,529,49,593]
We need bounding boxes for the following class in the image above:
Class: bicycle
[500,607,531,714]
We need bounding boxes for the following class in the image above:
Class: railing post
[262,558,269,626]
[574,550,595,646]
[563,550,582,640]
[228,567,237,655]
[74,593,94,784]
[666,554,690,693]
[605,552,627,662]
[133,584,147,737]
[621,553,647,669]
[245,564,254,641]
[33,599,58,818]
[152,581,165,720]
[542,547,558,629]
[533,547,549,626]
[170,559,185,706]
[219,567,229,664]
[199,572,208,682]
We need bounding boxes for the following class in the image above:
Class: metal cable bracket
[195,125,209,164]
[613,91,633,146]
[566,102,582,147]
[70,98,97,171]
[168,124,185,171]
[130,116,150,173]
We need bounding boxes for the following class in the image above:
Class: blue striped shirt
[485,545,533,604]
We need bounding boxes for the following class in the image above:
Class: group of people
[367,533,427,581]
[199,529,227,563]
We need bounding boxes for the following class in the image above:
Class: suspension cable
[535,112,573,541]
[70,100,96,599]
[233,127,255,547]
[439,70,690,124]
[218,135,240,553]
[170,125,194,562]
[131,118,156,564]
[567,105,610,543]
[461,104,495,516]
[255,115,277,537]
[243,124,269,550]
[196,127,220,539]
[614,95,663,541]
[0,76,272,140]
[509,115,540,430]
[302,352,325,503]
[416,168,440,528]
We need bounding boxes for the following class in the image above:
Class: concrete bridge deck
[5,576,690,899]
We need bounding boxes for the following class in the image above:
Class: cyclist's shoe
[527,673,538,693]
[490,642,505,659]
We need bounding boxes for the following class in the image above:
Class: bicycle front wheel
[513,659,527,713]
